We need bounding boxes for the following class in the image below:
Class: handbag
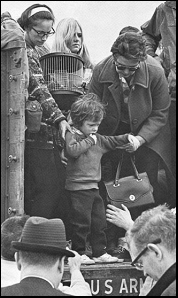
[105,153,155,209]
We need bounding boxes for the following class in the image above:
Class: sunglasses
[131,238,161,270]
[32,27,55,38]
[115,62,140,72]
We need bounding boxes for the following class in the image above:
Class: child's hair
[70,93,105,128]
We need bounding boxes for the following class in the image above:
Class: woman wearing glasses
[89,31,173,259]
[17,4,72,220]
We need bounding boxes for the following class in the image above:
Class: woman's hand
[106,204,134,231]
[60,149,68,167]
[59,120,73,140]
[128,135,140,151]
[122,134,146,153]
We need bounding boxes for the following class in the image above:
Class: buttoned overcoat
[89,54,172,175]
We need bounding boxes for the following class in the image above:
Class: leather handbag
[105,153,155,209]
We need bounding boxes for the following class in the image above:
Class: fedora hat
[11,217,74,257]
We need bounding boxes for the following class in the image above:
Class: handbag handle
[114,153,141,186]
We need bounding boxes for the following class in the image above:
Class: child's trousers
[69,188,107,257]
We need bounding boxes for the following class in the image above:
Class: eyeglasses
[114,62,140,72]
[31,27,55,38]
[131,238,161,270]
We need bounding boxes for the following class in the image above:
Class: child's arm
[65,132,96,158]
[97,133,130,152]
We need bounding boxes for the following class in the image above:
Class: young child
[65,93,136,264]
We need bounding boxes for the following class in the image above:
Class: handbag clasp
[129,195,136,201]
[113,180,120,187]
[136,178,142,182]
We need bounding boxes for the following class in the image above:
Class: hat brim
[12,241,75,257]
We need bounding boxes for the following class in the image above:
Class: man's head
[11,216,75,288]
[11,216,75,257]
[126,205,176,281]
[1,215,30,261]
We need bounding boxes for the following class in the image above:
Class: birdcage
[40,52,84,96]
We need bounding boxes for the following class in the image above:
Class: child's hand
[89,134,97,144]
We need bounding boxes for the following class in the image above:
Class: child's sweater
[65,127,129,191]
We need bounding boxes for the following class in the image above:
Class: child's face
[80,120,102,136]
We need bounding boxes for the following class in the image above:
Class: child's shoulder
[65,127,84,141]
[71,126,83,135]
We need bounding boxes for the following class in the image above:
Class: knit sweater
[65,128,128,191]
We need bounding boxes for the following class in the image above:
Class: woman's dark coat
[89,54,172,175]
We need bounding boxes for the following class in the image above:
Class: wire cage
[40,52,84,96]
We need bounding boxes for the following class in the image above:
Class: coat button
[132,119,138,125]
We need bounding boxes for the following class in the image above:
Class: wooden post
[1,41,28,222]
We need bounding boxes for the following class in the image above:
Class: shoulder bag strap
[114,152,124,186]
[114,153,141,186]
[146,262,176,296]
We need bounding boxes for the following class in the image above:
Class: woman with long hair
[51,18,93,69]
[51,18,94,91]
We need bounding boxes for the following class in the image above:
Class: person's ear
[147,243,162,261]
[57,256,65,273]
[15,251,22,270]
[24,26,30,33]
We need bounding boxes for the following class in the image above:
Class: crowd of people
[1,1,176,296]
[1,216,91,296]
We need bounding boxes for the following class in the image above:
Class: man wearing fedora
[1,216,91,296]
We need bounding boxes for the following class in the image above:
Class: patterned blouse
[25,42,66,149]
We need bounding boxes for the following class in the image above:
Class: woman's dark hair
[111,32,147,61]
[119,26,140,35]
[17,3,55,30]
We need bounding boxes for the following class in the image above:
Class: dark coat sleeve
[141,5,163,56]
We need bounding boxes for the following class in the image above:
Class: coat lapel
[98,55,150,121]
[98,55,121,112]
[132,60,149,88]
[108,81,121,113]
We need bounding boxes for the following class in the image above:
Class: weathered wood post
[1,36,28,222]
